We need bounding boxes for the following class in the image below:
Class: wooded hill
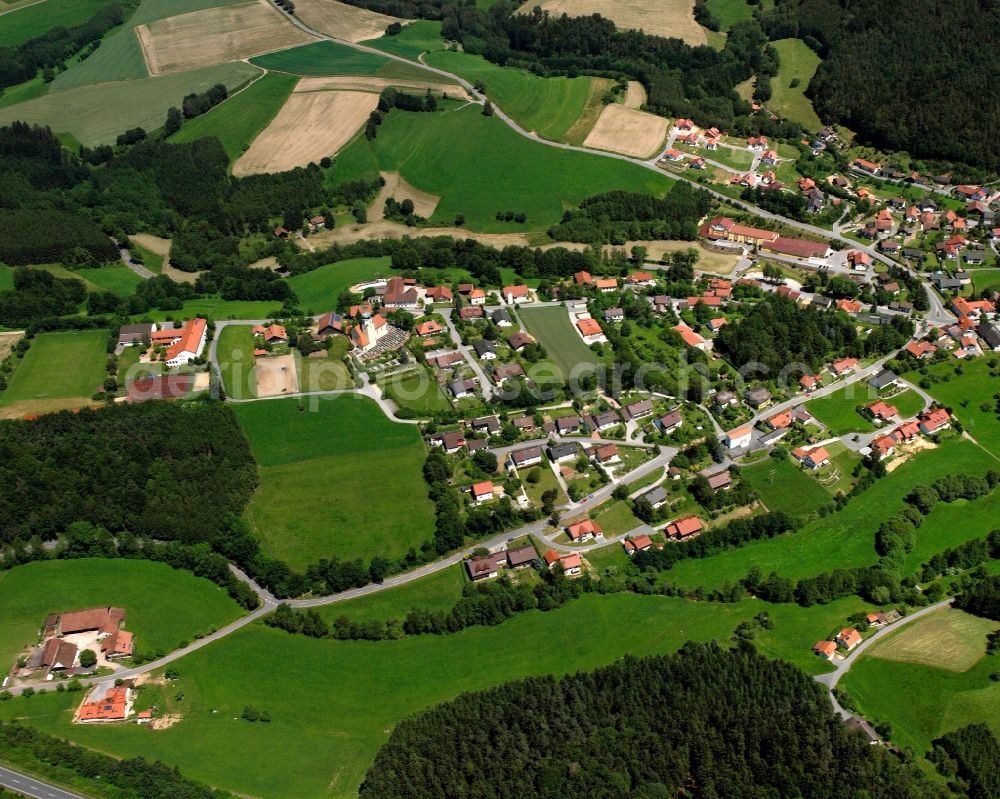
[360,643,944,798]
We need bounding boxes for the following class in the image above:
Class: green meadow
[286,257,395,311]
[364,21,447,60]
[0,329,107,417]
[251,40,437,82]
[518,305,601,380]
[74,265,144,296]
[0,558,244,667]
[703,0,754,30]
[770,38,823,131]
[740,456,831,518]
[665,439,990,590]
[335,103,671,232]
[379,369,451,414]
[0,0,112,47]
[129,297,280,323]
[915,358,1000,460]
[233,396,434,568]
[170,72,297,162]
[425,51,595,141]
[215,324,257,399]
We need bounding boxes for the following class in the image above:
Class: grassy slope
[808,387,925,437]
[0,0,111,47]
[914,358,1000,460]
[518,305,600,379]
[0,558,244,666]
[128,297,280,323]
[0,264,14,291]
[340,103,671,232]
[363,20,446,60]
[170,71,297,162]
[215,324,257,400]
[741,456,831,517]
[379,370,451,414]
[251,40,437,82]
[233,396,435,569]
[424,51,594,142]
[704,0,753,30]
[770,38,823,131]
[74,265,144,296]
[0,330,107,411]
[665,439,989,590]
[286,256,394,310]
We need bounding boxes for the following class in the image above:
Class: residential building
[673,323,710,351]
[869,369,898,390]
[151,318,207,368]
[78,684,131,723]
[724,426,753,449]
[623,535,653,555]
[316,312,343,337]
[493,363,526,383]
[793,446,830,469]
[465,551,507,581]
[592,443,620,464]
[506,331,535,351]
[566,519,602,542]
[836,627,863,651]
[491,309,512,327]
[470,481,495,503]
[577,318,604,340]
[547,442,579,462]
[622,398,654,421]
[469,289,487,305]
[919,408,951,434]
[666,515,703,539]
[705,470,732,491]
[503,285,530,304]
[448,379,477,399]
[829,357,858,377]
[415,320,444,337]
[590,410,620,431]
[431,430,466,453]
[655,410,683,434]
[556,415,582,434]
[473,339,496,360]
[638,486,668,509]
[510,446,543,469]
[603,307,625,322]
[813,640,838,660]
[117,323,156,347]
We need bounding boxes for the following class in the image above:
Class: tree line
[360,642,943,798]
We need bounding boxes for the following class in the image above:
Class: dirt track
[233,89,378,176]
[583,103,668,159]
[255,353,299,398]
[291,0,401,42]
[136,0,314,75]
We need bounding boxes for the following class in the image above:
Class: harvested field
[369,171,440,221]
[255,353,299,398]
[583,103,668,159]
[136,0,315,75]
[131,233,197,283]
[233,89,378,176]
[0,332,22,363]
[295,74,469,100]
[307,219,586,249]
[563,77,615,145]
[602,240,741,274]
[624,81,646,109]
[292,0,401,42]
[516,0,707,45]
[871,608,999,672]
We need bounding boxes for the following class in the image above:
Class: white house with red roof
[150,318,207,368]
[566,519,602,542]
[503,285,531,304]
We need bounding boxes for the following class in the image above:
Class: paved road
[440,308,494,400]
[0,765,88,799]
[116,246,155,280]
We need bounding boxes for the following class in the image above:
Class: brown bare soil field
[233,89,378,176]
[0,398,99,421]
[368,171,441,221]
[563,77,614,146]
[0,332,23,363]
[516,0,706,45]
[292,0,401,42]
[624,81,646,109]
[295,75,470,101]
[255,353,299,398]
[583,103,668,159]
[136,0,315,75]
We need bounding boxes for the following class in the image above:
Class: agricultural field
[0,558,245,668]
[233,88,379,176]
[518,305,601,380]
[770,38,823,131]
[0,329,108,419]
[332,102,672,232]
[233,396,434,568]
[136,0,313,75]
[514,0,707,45]
[74,265,144,296]
[290,0,400,42]
[215,324,257,399]
[424,51,596,142]
[251,40,437,82]
[583,103,669,159]
[842,609,1000,752]
[365,20,447,60]
[703,0,754,30]
[169,72,298,162]
[294,74,469,99]
[369,171,440,221]
[286,256,395,310]
[663,439,989,591]
[740,456,831,518]
[0,0,112,47]
[378,369,451,414]
[0,62,260,146]
[0,594,758,799]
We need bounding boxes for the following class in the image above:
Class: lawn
[0,558,245,668]
[0,0,112,47]
[703,0,754,30]
[518,305,601,381]
[0,329,107,418]
[664,438,989,591]
[842,609,1000,753]
[251,40,438,82]
[1,62,260,145]
[364,20,447,60]
[335,102,672,232]
[286,257,394,311]
[129,297,280,322]
[914,358,1000,460]
[233,396,434,569]
[770,38,823,131]
[74,265,144,296]
[740,456,830,518]
[522,463,566,508]
[424,51,595,142]
[170,72,297,162]
[215,324,256,399]
[703,144,755,171]
[298,348,351,392]
[378,369,451,414]
[590,499,644,536]
[0,264,15,291]
[807,382,881,435]
[0,594,757,799]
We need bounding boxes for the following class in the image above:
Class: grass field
[233,396,434,569]
[379,369,451,414]
[664,438,989,590]
[518,305,601,380]
[0,71,48,110]
[842,609,1000,752]
[0,0,111,47]
[1,61,260,145]
[770,38,823,131]
[0,264,13,292]
[251,40,436,82]
[806,382,884,435]
[590,500,644,536]
[317,563,468,624]
[334,103,671,232]
[425,51,595,142]
[0,558,244,668]
[129,297,280,323]
[364,20,446,60]
[740,456,831,517]
[704,0,754,30]
[0,594,758,799]
[286,256,394,310]
[170,72,297,162]
[914,358,1000,460]
[515,0,707,45]
[871,609,998,672]
[74,265,144,296]
[0,330,107,418]
[215,324,257,399]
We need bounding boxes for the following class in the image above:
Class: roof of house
[547,442,579,460]
[471,481,494,498]
[415,321,443,336]
[838,628,863,648]
[624,535,653,552]
[658,410,683,428]
[425,285,453,300]
[668,516,703,536]
[101,630,134,657]
[40,638,78,669]
[507,331,536,349]
[58,607,124,636]
[162,318,206,362]
[763,236,829,259]
[920,407,951,430]
[639,486,668,506]
[595,278,619,289]
[473,339,496,356]
[577,318,603,337]
[494,363,525,381]
[706,470,732,489]
[673,323,706,347]
[567,519,602,539]
[768,411,793,429]
[594,443,619,461]
[574,270,593,285]
[727,426,752,440]
[623,399,653,419]
[559,552,583,570]
[503,284,530,297]
[507,545,538,567]
[511,446,543,464]
[813,640,837,657]
[78,685,129,722]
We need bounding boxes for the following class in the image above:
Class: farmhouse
[38,638,78,670]
[666,515,703,540]
[316,312,343,336]
[566,519,602,542]
[425,285,453,303]
[101,630,134,659]
[704,217,778,246]
[78,683,131,724]
[48,607,125,637]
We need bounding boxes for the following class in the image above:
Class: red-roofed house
[503,285,530,304]
[836,298,863,315]
[253,323,287,344]
[767,411,793,430]
[666,516,703,540]
[592,443,620,464]
[793,446,830,469]
[574,270,593,286]
[829,357,858,377]
[78,685,131,723]
[919,408,951,434]
[566,519,602,542]
[470,481,495,503]
[872,435,895,458]
[576,318,604,340]
[595,278,619,293]
[905,340,937,360]
[425,286,453,302]
[836,627,863,650]
[800,374,821,392]
[725,426,753,449]
[623,535,653,555]
[813,640,838,660]
[415,320,444,337]
[867,400,898,420]
[152,318,207,368]
[626,271,654,286]
[101,630,134,659]
[673,323,709,351]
